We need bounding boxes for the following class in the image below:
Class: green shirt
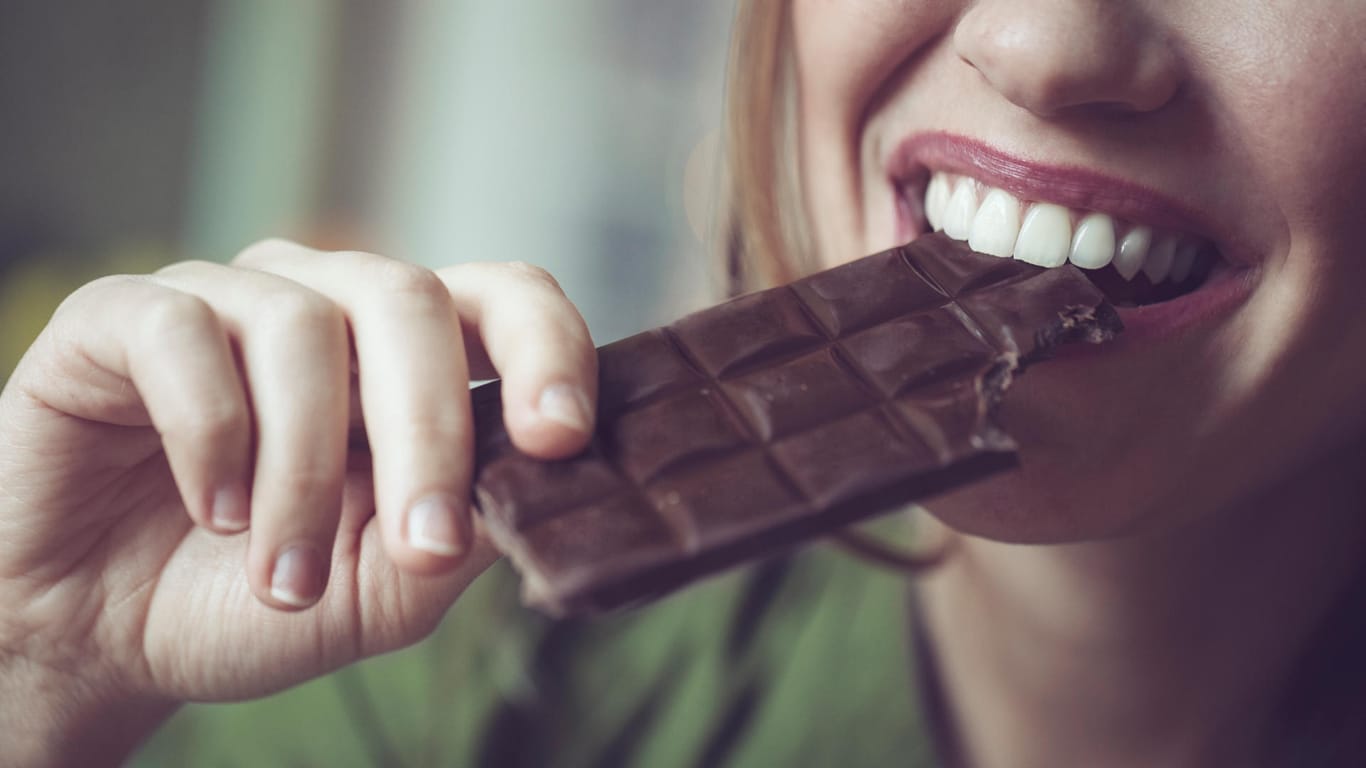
[133,545,939,767]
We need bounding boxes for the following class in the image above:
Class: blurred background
[2,3,933,766]
[1,0,730,382]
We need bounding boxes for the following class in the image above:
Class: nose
[953,0,1183,117]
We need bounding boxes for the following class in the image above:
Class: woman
[5,1,1366,765]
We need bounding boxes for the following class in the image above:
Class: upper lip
[885,132,1253,267]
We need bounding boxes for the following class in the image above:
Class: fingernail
[537,383,593,433]
[406,495,464,557]
[270,544,326,608]
[211,484,249,532]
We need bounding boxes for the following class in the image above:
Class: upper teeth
[922,172,1204,282]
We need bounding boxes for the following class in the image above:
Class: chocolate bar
[470,234,1121,616]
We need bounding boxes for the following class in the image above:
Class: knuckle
[170,401,250,449]
[502,261,562,293]
[533,310,593,352]
[269,463,343,509]
[233,237,303,268]
[154,259,216,279]
[400,412,469,448]
[139,289,216,340]
[258,290,343,331]
[55,274,137,317]
[370,259,449,304]
[44,276,154,364]
[563,312,594,346]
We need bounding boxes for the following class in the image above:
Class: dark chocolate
[470,234,1121,616]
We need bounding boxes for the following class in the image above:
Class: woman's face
[790,0,1366,541]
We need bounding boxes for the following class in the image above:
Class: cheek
[793,0,953,114]
[1193,3,1366,239]
[1194,8,1366,493]
[792,0,959,264]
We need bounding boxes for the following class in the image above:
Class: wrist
[2,651,178,768]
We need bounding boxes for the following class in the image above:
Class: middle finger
[235,241,474,575]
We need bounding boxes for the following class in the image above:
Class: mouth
[887,135,1256,320]
[904,170,1224,308]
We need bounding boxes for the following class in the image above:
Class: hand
[0,240,597,764]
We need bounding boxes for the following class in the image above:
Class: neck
[917,445,1366,768]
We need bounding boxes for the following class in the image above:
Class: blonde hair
[721,0,814,295]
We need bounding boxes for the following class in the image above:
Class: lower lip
[1104,263,1256,346]
[1036,263,1256,364]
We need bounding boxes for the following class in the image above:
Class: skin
[5,2,1366,765]
[791,0,1366,765]
[0,243,601,765]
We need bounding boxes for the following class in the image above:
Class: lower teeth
[1082,253,1215,307]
